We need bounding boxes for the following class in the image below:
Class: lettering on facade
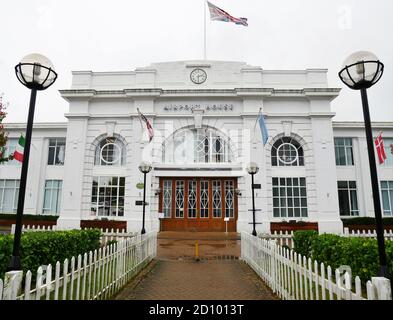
[163,104,234,112]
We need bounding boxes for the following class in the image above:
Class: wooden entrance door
[159,177,238,232]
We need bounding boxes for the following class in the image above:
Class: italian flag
[13,135,25,162]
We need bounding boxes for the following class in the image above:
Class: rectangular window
[175,181,184,218]
[225,180,235,218]
[334,138,354,166]
[213,180,222,218]
[1,138,19,166]
[0,180,20,213]
[272,177,308,218]
[48,138,66,165]
[337,181,359,216]
[91,176,125,217]
[188,180,197,218]
[200,180,209,218]
[381,181,393,216]
[43,180,62,215]
[382,138,393,166]
[162,180,172,218]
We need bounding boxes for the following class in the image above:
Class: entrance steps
[157,231,241,261]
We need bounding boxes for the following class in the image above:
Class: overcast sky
[1,0,392,123]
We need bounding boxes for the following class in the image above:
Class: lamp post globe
[139,161,152,174]
[338,52,389,280]
[247,162,259,175]
[139,161,152,234]
[8,53,57,271]
[247,162,259,236]
[15,53,58,90]
[338,51,384,90]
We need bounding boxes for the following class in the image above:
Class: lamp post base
[141,228,146,235]
[252,230,257,237]
[7,255,21,271]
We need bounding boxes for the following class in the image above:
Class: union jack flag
[207,1,248,26]
[137,108,154,143]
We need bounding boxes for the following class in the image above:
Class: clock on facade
[190,69,207,84]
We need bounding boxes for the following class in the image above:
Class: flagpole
[204,0,207,60]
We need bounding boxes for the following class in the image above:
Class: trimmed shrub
[0,214,59,221]
[293,230,318,258]
[0,229,101,279]
[341,217,393,226]
[310,235,393,283]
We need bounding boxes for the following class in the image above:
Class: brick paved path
[116,260,277,300]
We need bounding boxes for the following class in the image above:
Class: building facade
[1,61,392,234]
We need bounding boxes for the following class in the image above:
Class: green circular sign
[136,182,144,189]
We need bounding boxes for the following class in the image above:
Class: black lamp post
[247,162,259,236]
[138,161,152,235]
[339,51,389,279]
[8,53,57,271]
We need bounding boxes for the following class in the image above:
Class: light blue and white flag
[257,108,269,146]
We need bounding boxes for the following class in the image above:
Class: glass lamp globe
[15,53,57,90]
[338,51,384,90]
[139,161,152,173]
[246,162,259,175]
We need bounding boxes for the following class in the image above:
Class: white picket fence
[259,231,295,248]
[0,232,157,300]
[259,228,393,249]
[241,232,392,300]
[10,224,138,245]
[343,227,393,240]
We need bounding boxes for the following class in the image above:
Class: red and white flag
[375,132,387,164]
[137,108,154,143]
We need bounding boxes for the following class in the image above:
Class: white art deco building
[1,61,393,234]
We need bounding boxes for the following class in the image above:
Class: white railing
[0,232,157,300]
[259,231,295,248]
[241,232,392,300]
[343,227,393,241]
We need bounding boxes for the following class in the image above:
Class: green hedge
[0,214,59,221]
[0,229,101,279]
[293,231,393,283]
[293,230,318,258]
[341,217,393,226]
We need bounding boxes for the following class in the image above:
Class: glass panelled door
[159,177,238,232]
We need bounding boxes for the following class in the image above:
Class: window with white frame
[48,138,66,165]
[91,177,125,217]
[163,127,234,164]
[381,181,393,216]
[42,180,62,214]
[271,137,304,167]
[94,137,126,166]
[162,180,172,218]
[272,177,308,218]
[1,138,19,166]
[334,138,354,166]
[0,179,19,213]
[337,181,359,216]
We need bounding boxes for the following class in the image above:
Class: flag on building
[13,134,25,162]
[137,108,154,142]
[256,109,269,146]
[207,1,248,26]
[375,132,387,164]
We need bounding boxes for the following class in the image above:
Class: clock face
[190,69,207,84]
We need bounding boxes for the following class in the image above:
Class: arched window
[271,137,304,166]
[163,127,235,164]
[94,137,126,166]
